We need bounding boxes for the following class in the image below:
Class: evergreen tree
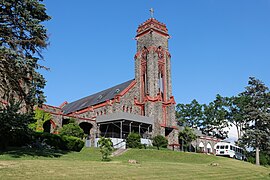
[152,135,168,150]
[0,100,34,149]
[126,132,142,149]
[0,0,51,110]
[238,77,270,165]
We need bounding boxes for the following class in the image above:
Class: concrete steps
[111,148,129,157]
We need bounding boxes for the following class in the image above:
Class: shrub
[33,132,84,152]
[247,156,255,164]
[59,123,84,139]
[246,151,270,166]
[152,135,168,150]
[33,132,65,149]
[126,132,142,149]
[98,137,113,161]
[260,152,270,166]
[0,101,34,149]
[61,135,84,152]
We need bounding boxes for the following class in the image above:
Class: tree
[59,123,84,139]
[126,132,142,149]
[29,107,51,132]
[152,135,168,150]
[178,127,197,152]
[98,137,113,161]
[223,96,247,139]
[0,0,51,111]
[0,100,34,149]
[202,94,229,139]
[176,99,203,128]
[238,77,270,166]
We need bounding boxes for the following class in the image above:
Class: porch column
[97,124,100,138]
[129,122,133,133]
[120,121,123,139]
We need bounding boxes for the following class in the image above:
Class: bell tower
[134,17,177,143]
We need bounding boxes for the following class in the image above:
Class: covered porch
[96,112,153,139]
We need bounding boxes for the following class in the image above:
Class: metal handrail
[113,139,126,149]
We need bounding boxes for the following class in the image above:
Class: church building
[42,16,178,146]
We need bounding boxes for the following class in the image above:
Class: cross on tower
[150,8,154,18]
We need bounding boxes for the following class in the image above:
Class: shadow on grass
[0,147,69,158]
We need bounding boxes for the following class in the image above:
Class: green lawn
[0,147,269,179]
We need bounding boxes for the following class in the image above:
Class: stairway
[111,148,129,157]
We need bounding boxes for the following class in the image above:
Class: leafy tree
[178,127,197,152]
[223,96,247,139]
[238,77,270,166]
[98,137,113,161]
[201,94,229,139]
[65,118,76,124]
[176,99,203,128]
[29,107,51,132]
[0,100,34,149]
[126,132,142,148]
[152,135,168,150]
[0,0,51,111]
[59,123,84,139]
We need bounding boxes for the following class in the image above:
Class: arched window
[206,143,212,153]
[199,142,205,152]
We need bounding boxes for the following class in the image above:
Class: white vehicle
[214,142,246,160]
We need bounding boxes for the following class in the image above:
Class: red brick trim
[43,104,62,110]
[117,80,136,97]
[136,18,169,39]
[162,96,176,105]
[59,101,68,108]
[40,108,96,122]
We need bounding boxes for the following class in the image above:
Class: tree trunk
[236,125,240,140]
[255,146,260,166]
[181,139,184,151]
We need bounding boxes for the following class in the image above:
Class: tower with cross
[134,15,177,142]
[150,8,154,18]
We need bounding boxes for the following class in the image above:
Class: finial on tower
[150,8,154,18]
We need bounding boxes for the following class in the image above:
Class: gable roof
[62,79,134,115]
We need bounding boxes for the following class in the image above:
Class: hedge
[33,132,84,152]
[61,135,84,152]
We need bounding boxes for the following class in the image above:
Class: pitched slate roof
[62,79,134,115]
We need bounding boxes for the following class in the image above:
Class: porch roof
[96,112,154,125]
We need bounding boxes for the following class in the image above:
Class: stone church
[42,17,179,145]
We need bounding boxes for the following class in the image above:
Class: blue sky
[42,0,270,107]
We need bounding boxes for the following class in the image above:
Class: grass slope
[0,148,269,179]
